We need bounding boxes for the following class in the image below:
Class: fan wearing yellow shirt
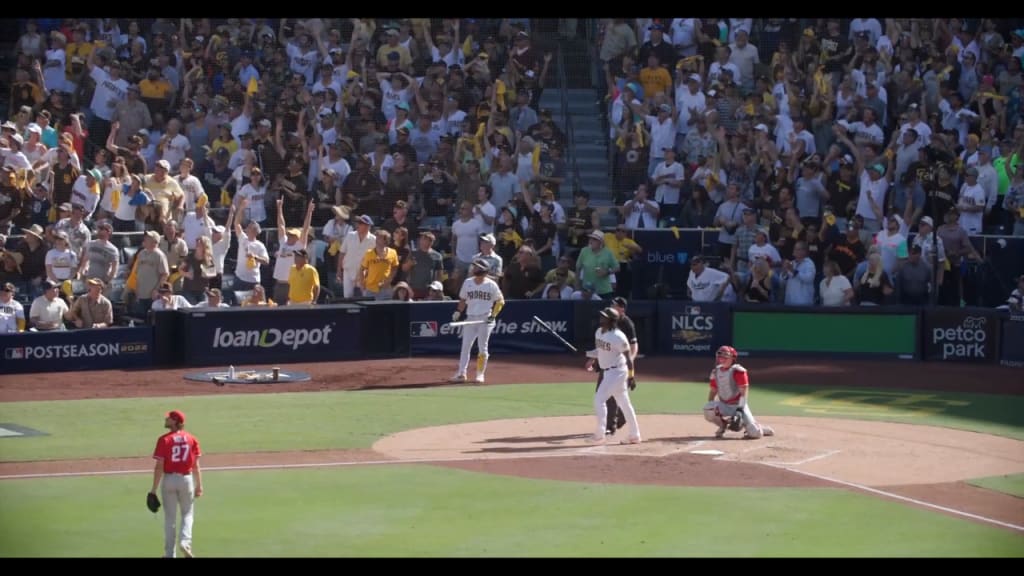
[287,249,320,305]
[359,229,400,300]
[603,225,643,297]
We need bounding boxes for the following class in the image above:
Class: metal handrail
[555,42,582,195]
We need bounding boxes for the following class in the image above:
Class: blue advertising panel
[630,230,709,297]
[1000,315,1024,368]
[180,305,364,366]
[0,326,153,374]
[408,300,575,355]
[656,300,732,356]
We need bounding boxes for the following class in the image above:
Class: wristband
[628,370,635,379]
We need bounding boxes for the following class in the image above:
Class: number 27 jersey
[153,431,202,474]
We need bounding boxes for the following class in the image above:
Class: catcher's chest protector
[713,364,746,401]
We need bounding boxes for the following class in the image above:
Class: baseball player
[584,307,641,444]
[703,346,775,439]
[601,296,637,435]
[150,410,203,558]
[0,282,26,333]
[450,257,505,383]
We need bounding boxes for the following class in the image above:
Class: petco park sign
[212,325,334,351]
[924,310,1000,364]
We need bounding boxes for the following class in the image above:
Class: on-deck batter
[450,258,505,383]
[584,307,641,444]
[703,346,775,439]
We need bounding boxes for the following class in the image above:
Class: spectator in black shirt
[827,221,867,279]
[419,161,456,231]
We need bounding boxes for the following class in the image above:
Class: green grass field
[1,381,1022,557]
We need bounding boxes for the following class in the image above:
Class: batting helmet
[716,345,738,359]
[599,307,620,321]
[471,258,490,273]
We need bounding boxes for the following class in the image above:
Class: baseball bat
[532,315,578,353]
[450,319,489,327]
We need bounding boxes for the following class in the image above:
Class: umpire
[598,296,639,435]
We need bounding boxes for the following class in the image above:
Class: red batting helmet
[716,346,738,359]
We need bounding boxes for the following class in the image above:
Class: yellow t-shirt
[139,78,173,100]
[288,264,320,304]
[639,67,673,99]
[360,247,399,292]
[603,235,641,263]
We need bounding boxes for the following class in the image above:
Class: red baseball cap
[166,410,186,424]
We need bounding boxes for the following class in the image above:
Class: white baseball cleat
[715,424,726,438]
[474,374,485,383]
[587,434,606,444]
[180,544,193,558]
[449,374,467,383]
[621,436,642,445]
[762,425,775,437]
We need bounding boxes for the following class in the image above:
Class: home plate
[690,449,725,456]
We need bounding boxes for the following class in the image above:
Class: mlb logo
[685,306,701,315]
[410,321,439,338]
[4,347,25,360]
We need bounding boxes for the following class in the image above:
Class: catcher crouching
[703,346,775,439]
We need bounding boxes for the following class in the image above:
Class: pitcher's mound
[373,415,1024,488]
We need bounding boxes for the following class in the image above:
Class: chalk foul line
[761,463,1024,533]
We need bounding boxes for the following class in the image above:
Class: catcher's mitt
[147,491,161,513]
[727,412,744,432]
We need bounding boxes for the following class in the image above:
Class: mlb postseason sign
[924,307,1001,364]
[657,301,731,356]
[0,326,153,374]
[409,300,575,355]
[999,315,1024,368]
[182,305,363,365]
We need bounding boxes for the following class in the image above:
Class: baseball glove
[728,412,744,432]
[147,491,161,513]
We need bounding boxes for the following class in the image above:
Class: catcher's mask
[716,345,738,359]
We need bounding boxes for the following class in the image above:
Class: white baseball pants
[161,472,195,558]
[594,366,640,441]
[457,318,494,378]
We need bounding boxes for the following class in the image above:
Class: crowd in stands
[599,18,1024,307]
[0,18,1023,334]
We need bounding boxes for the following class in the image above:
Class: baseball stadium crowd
[1,17,1023,334]
[598,17,1024,308]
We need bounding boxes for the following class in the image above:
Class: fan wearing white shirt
[472,185,498,235]
[652,148,685,222]
[335,214,377,299]
[233,167,268,224]
[271,197,314,305]
[957,167,987,234]
[687,256,731,302]
[674,74,706,143]
[232,197,270,292]
[621,183,660,230]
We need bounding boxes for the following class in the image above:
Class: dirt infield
[1,355,1022,402]
[1,355,1022,532]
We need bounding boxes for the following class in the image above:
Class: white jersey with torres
[459,277,503,319]
[593,328,630,370]
[710,363,749,404]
